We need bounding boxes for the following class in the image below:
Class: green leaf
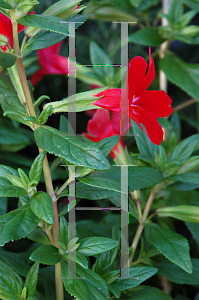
[43,87,107,113]
[130,0,142,7]
[160,51,199,101]
[168,172,199,184]
[157,205,199,223]
[5,172,24,188]
[0,258,23,287]
[89,166,163,191]
[168,0,183,25]
[131,120,159,159]
[34,125,110,170]
[18,14,70,36]
[0,118,31,151]
[0,270,22,299]
[24,116,40,125]
[0,165,21,178]
[0,177,27,197]
[61,260,109,300]
[168,181,199,191]
[0,197,7,215]
[78,237,118,256]
[39,105,52,125]
[0,0,12,9]
[44,282,55,300]
[43,0,80,17]
[76,166,163,200]
[0,52,17,68]
[129,28,165,46]
[24,263,39,297]
[33,95,50,109]
[18,168,30,188]
[155,258,199,284]
[89,41,114,83]
[59,216,68,245]
[63,252,88,269]
[78,176,122,193]
[145,223,192,273]
[183,0,199,11]
[0,249,30,277]
[0,204,40,246]
[30,245,62,265]
[27,228,51,245]
[0,74,29,125]
[29,151,46,185]
[186,222,199,245]
[179,9,198,28]
[129,285,174,299]
[135,0,159,11]
[30,191,54,224]
[76,183,118,200]
[96,136,121,157]
[128,166,163,190]
[111,267,158,291]
[94,230,119,276]
[168,134,199,164]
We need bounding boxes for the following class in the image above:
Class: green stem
[12,20,20,56]
[130,191,142,220]
[16,57,37,118]
[55,263,64,300]
[46,228,54,245]
[55,179,69,198]
[12,21,64,300]
[129,190,156,264]
[172,98,196,113]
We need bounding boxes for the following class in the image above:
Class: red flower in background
[93,48,173,145]
[84,109,130,159]
[30,42,73,86]
[0,12,34,51]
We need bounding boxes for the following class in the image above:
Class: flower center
[131,95,140,106]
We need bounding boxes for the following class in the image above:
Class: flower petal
[30,69,47,86]
[111,139,125,159]
[93,89,126,113]
[87,109,114,139]
[31,42,71,85]
[127,48,155,99]
[132,90,173,117]
[0,13,13,49]
[130,105,163,145]
[111,111,131,135]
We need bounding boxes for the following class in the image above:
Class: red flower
[30,41,72,86]
[0,12,34,51]
[93,48,173,145]
[85,84,103,116]
[83,109,130,159]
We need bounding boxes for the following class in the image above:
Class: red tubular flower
[93,48,173,145]
[30,41,72,85]
[0,12,34,51]
[83,109,130,159]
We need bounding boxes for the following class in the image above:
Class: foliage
[0,0,199,299]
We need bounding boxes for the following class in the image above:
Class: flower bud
[181,26,199,37]
[177,156,199,174]
[0,34,8,47]
[157,205,199,223]
[25,26,40,37]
